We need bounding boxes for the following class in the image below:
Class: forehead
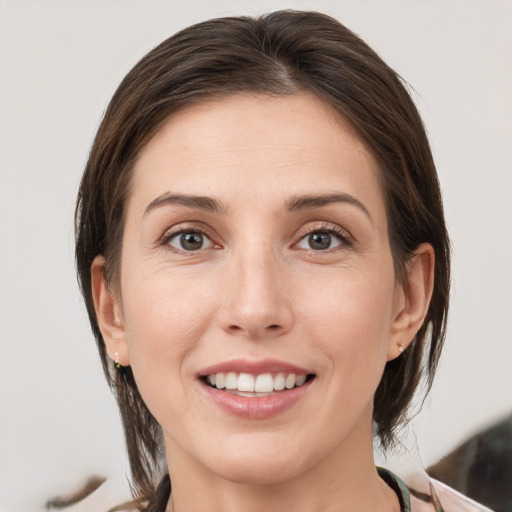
[129,93,385,219]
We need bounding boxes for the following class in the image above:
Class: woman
[74,10,454,512]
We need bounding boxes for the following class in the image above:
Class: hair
[75,9,450,509]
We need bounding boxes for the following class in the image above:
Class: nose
[218,244,293,340]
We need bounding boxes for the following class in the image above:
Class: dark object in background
[428,413,512,512]
[46,476,106,509]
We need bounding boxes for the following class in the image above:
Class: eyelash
[160,223,218,253]
[295,222,353,253]
[159,222,353,253]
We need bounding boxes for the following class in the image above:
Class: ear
[387,243,435,361]
[91,256,130,366]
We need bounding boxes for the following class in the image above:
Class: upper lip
[198,358,313,377]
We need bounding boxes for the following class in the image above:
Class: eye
[166,230,214,251]
[307,232,337,250]
[295,227,349,251]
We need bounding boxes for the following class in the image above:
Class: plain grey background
[1,1,511,510]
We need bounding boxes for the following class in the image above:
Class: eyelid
[159,222,221,251]
[293,222,354,250]
[157,220,353,253]
[168,231,214,251]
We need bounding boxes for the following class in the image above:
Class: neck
[164,408,400,512]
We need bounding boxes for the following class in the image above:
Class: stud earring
[398,344,405,354]
[114,352,123,371]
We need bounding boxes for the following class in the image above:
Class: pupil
[181,232,203,250]
[309,232,331,250]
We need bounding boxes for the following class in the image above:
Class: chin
[195,433,320,486]
[211,456,306,486]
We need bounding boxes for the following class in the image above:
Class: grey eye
[168,231,213,251]
[308,232,332,250]
[296,231,343,251]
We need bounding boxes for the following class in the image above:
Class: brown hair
[75,9,450,508]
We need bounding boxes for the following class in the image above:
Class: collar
[378,466,412,512]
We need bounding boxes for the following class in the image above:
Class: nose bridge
[221,235,292,338]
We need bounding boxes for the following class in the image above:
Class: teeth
[255,373,274,393]
[285,373,296,389]
[206,371,309,393]
[295,374,306,386]
[238,373,255,392]
[225,372,238,390]
[215,372,226,389]
[274,373,285,391]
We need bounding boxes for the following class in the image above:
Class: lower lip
[200,380,313,420]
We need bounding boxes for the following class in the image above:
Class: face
[95,93,422,485]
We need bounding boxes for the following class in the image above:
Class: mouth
[201,372,316,397]
[197,359,316,418]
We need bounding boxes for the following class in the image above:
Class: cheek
[119,268,225,445]
[120,267,217,390]
[297,264,396,378]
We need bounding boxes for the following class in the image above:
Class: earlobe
[91,256,130,366]
[387,243,435,361]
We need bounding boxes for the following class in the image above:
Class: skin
[92,93,434,512]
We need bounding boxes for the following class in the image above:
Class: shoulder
[378,467,495,512]
[430,478,496,512]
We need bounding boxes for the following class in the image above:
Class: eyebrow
[144,193,226,216]
[144,191,371,221]
[286,193,372,221]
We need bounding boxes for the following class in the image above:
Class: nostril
[225,322,287,337]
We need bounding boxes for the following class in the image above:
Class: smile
[205,372,312,396]
[198,360,316,419]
